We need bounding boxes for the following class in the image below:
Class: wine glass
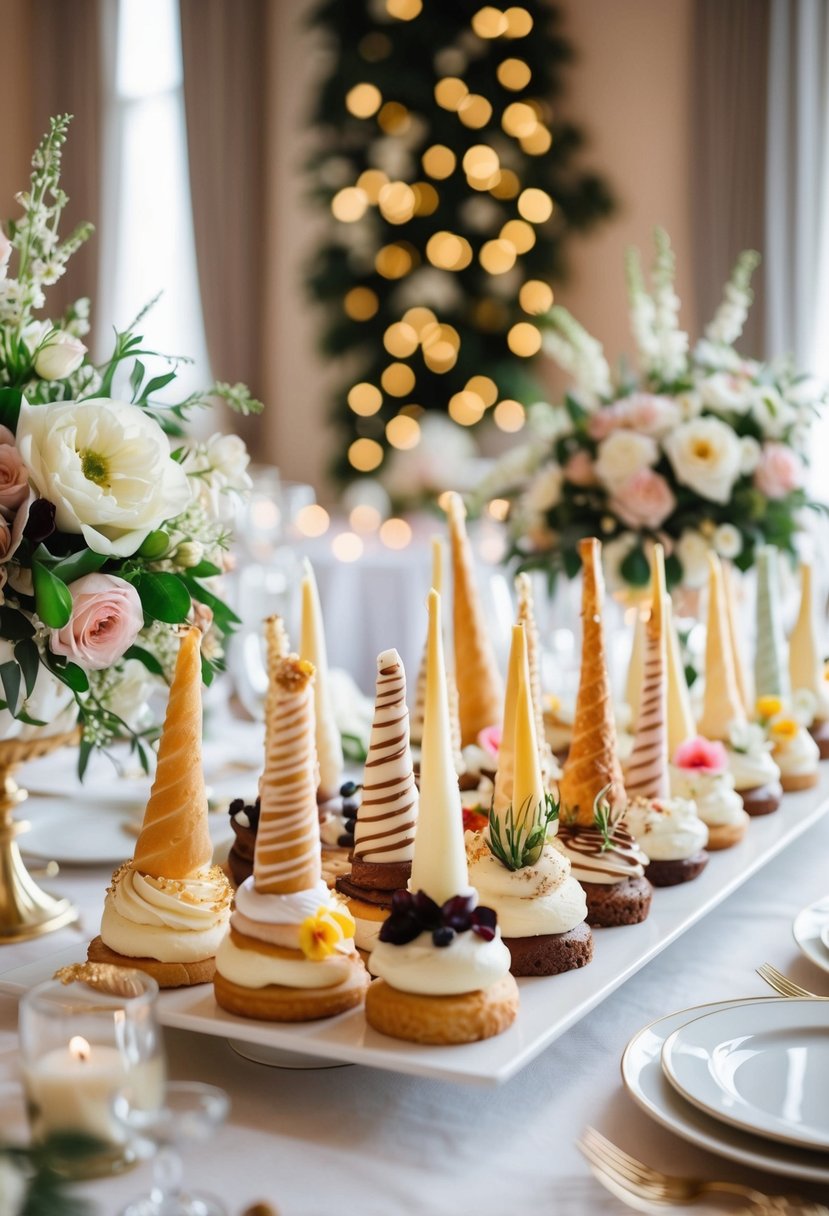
[113,1081,230,1216]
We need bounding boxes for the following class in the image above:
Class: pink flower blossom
[588,393,680,441]
[477,724,502,758]
[0,430,29,518]
[610,468,676,529]
[563,449,596,486]
[753,443,804,499]
[673,736,728,773]
[49,573,144,671]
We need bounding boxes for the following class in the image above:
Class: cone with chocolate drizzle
[336,648,419,952]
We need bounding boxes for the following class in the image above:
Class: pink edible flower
[477,724,502,758]
[673,736,728,773]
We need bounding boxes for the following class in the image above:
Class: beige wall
[0,1,35,214]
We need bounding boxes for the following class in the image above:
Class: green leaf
[14,638,40,697]
[0,606,35,640]
[0,661,21,714]
[141,370,177,400]
[78,734,93,781]
[129,358,145,400]
[133,571,191,623]
[58,661,89,693]
[50,549,108,584]
[201,655,215,686]
[620,546,651,587]
[124,644,165,677]
[33,561,73,628]
[186,560,222,579]
[0,386,22,434]
[180,575,240,629]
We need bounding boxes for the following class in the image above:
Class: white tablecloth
[1,789,828,1214]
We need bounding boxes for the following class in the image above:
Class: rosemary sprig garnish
[593,783,622,852]
[487,792,559,870]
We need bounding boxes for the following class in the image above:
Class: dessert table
[1,791,828,1214]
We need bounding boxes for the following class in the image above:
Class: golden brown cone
[558,538,625,825]
[722,562,752,716]
[133,628,212,880]
[445,492,504,745]
[254,655,322,895]
[698,553,746,740]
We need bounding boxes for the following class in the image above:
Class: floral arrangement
[0,116,261,773]
[476,230,827,592]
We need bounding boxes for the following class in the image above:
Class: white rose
[106,658,154,732]
[34,330,86,381]
[524,462,563,512]
[676,529,711,589]
[16,397,192,557]
[698,372,752,414]
[739,435,761,474]
[595,431,658,492]
[713,523,742,559]
[204,433,252,491]
[675,390,703,421]
[663,417,742,503]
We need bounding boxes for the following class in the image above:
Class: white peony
[663,417,742,503]
[524,462,563,513]
[713,523,742,559]
[595,431,658,493]
[698,372,752,414]
[676,529,711,588]
[34,329,86,381]
[16,397,192,556]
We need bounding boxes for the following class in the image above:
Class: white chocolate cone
[511,627,545,834]
[300,560,344,800]
[355,649,418,864]
[723,561,752,715]
[790,563,826,707]
[625,607,647,724]
[493,624,524,817]
[665,595,696,757]
[254,655,322,895]
[754,546,791,702]
[698,553,746,740]
[409,590,471,905]
[515,572,555,781]
[625,545,669,801]
[411,538,465,774]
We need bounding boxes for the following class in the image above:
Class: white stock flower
[693,338,743,374]
[524,462,563,513]
[16,397,192,556]
[713,523,742,559]
[664,417,742,503]
[750,386,796,438]
[595,430,658,492]
[676,529,711,588]
[33,329,86,380]
[0,230,11,279]
[739,435,761,474]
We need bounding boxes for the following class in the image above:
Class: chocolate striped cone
[625,545,669,801]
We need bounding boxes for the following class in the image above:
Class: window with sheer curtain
[96,0,210,401]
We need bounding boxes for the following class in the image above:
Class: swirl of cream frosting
[235,875,330,925]
[773,726,820,778]
[624,797,708,861]
[555,821,648,885]
[100,863,231,963]
[465,833,587,938]
[727,745,781,791]
[669,766,745,826]
[370,928,511,996]
[215,933,356,990]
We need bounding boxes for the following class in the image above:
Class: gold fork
[756,963,823,1000]
[577,1127,828,1213]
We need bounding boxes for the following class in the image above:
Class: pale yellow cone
[493,624,524,817]
[790,562,826,706]
[515,572,555,781]
[300,560,343,800]
[625,606,647,724]
[698,553,746,740]
[625,545,669,801]
[411,537,464,773]
[445,492,504,746]
[254,655,322,895]
[722,561,752,716]
[665,594,696,757]
[133,628,212,880]
[511,628,545,834]
[558,538,625,825]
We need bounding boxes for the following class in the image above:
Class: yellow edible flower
[770,716,799,742]
[328,905,356,938]
[299,907,346,961]
[756,695,783,720]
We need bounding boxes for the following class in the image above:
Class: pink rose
[610,468,676,529]
[673,736,728,773]
[0,517,11,560]
[0,437,29,518]
[588,393,680,441]
[49,573,144,670]
[563,449,597,486]
[753,443,804,499]
[477,724,502,758]
[587,409,617,441]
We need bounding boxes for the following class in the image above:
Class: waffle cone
[698,553,745,740]
[133,628,211,880]
[254,654,322,895]
[445,493,504,746]
[558,538,625,825]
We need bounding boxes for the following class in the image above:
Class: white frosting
[555,825,648,885]
[101,865,231,963]
[320,813,347,847]
[462,744,497,777]
[625,797,708,862]
[370,928,511,996]
[669,766,746,827]
[215,934,355,989]
[465,834,587,938]
[727,746,781,791]
[617,730,634,765]
[234,876,331,925]
[773,726,820,777]
[354,915,384,953]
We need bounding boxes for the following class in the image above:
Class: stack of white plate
[793,895,829,977]
[622,995,829,1184]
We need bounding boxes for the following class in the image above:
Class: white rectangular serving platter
[3,771,828,1087]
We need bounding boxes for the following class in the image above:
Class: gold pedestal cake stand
[0,730,80,943]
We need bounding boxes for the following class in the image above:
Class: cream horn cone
[354,649,418,864]
[665,594,696,758]
[515,572,555,781]
[300,559,344,800]
[133,627,212,880]
[698,553,746,740]
[445,492,504,746]
[493,624,524,817]
[409,589,470,905]
[790,562,825,703]
[625,545,669,801]
[254,655,322,895]
[558,538,625,825]
[722,561,752,715]
[754,546,791,703]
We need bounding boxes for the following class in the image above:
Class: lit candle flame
[69,1035,91,1062]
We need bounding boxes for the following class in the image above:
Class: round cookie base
[214,954,369,1022]
[738,781,783,817]
[809,719,829,760]
[503,921,593,977]
[583,876,652,928]
[705,812,750,850]
[365,973,519,1045]
[780,768,820,792]
[87,936,215,989]
[645,849,709,888]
